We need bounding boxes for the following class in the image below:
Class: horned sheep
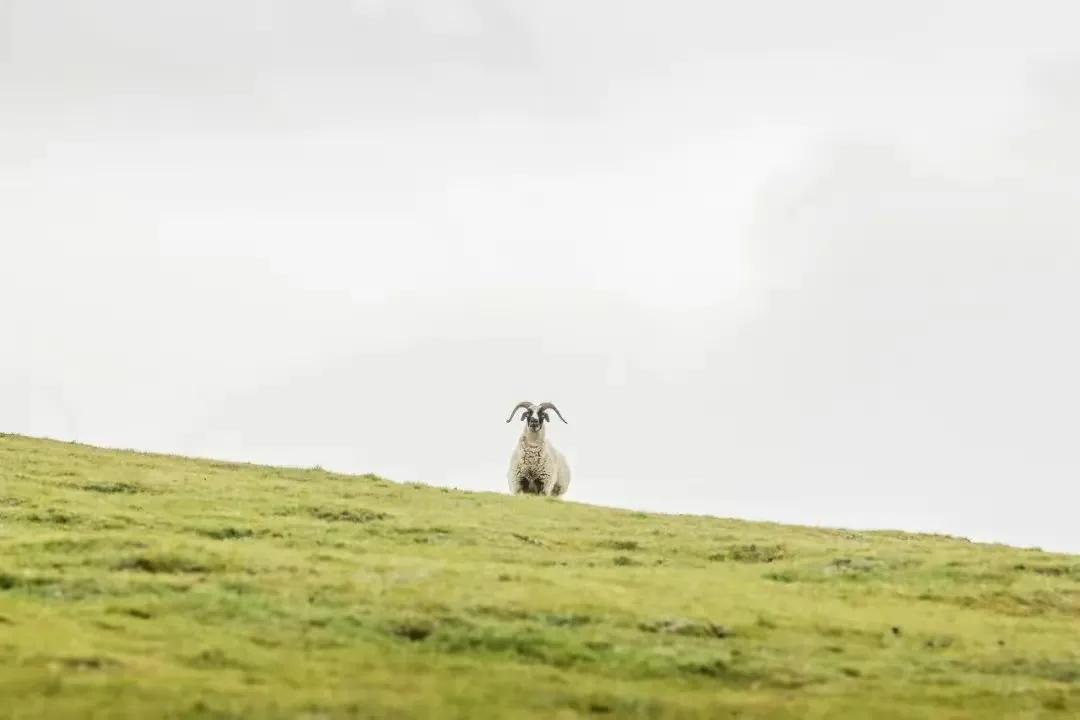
[505,401,571,497]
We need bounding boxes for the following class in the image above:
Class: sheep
[505,401,571,497]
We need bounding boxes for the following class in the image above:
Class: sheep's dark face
[521,407,549,432]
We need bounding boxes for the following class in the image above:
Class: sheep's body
[507,429,571,497]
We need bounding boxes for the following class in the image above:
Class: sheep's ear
[519,410,530,421]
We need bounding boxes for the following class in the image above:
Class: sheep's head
[505,401,568,432]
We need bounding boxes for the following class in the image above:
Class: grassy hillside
[0,434,1076,719]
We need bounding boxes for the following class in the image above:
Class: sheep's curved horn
[537,402,567,423]
[505,401,533,423]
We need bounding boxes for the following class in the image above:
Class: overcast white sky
[2,1,1078,552]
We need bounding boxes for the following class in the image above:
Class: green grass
[0,433,1077,719]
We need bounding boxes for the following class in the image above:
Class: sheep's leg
[517,475,539,494]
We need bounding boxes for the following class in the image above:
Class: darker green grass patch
[922,635,956,650]
[961,657,1080,683]
[639,618,734,639]
[392,526,453,535]
[0,572,75,596]
[543,613,593,628]
[32,537,101,553]
[110,606,154,620]
[182,699,249,716]
[114,552,218,574]
[390,620,435,642]
[677,659,818,689]
[676,657,736,678]
[434,625,597,668]
[24,509,82,526]
[219,580,259,595]
[468,607,593,629]
[921,588,1080,618]
[709,543,787,563]
[1042,691,1070,712]
[598,539,641,551]
[195,526,256,541]
[823,557,888,579]
[562,694,664,717]
[470,605,530,621]
[29,536,146,555]
[309,507,388,523]
[186,648,248,670]
[56,655,123,672]
[80,481,142,494]
[1013,562,1080,579]
[764,570,798,583]
[207,461,246,472]
[16,576,118,601]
